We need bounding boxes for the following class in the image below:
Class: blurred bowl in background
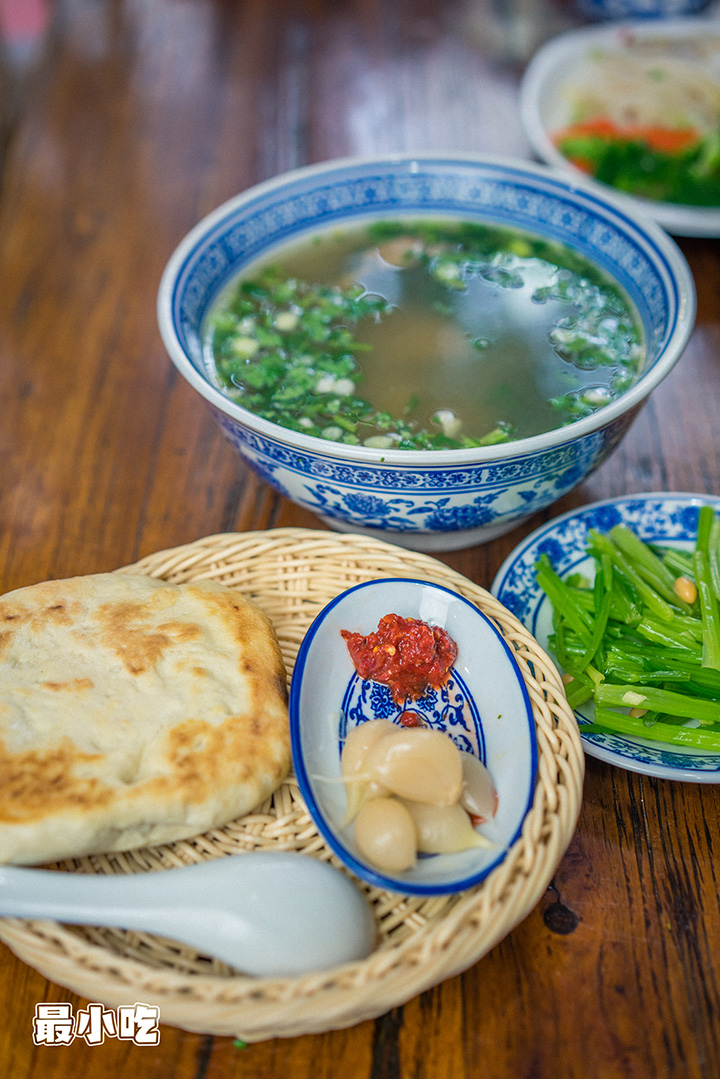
[576,0,711,19]
[157,154,696,552]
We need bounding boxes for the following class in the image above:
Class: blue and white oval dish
[491,492,720,783]
[157,154,696,552]
[289,578,538,895]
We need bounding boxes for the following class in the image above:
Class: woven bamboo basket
[0,528,584,1041]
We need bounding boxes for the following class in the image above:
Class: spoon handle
[0,854,377,976]
[0,864,185,928]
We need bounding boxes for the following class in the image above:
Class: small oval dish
[289,578,537,895]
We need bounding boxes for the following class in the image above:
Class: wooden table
[2,1,720,1075]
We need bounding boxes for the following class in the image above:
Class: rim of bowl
[157,151,697,467]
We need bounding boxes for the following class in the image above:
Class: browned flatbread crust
[0,573,290,864]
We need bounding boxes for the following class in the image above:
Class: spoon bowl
[0,851,376,978]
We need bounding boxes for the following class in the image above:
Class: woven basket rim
[0,527,584,1040]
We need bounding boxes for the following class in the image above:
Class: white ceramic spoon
[0,851,376,977]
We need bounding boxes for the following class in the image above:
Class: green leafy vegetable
[535,509,720,751]
[553,119,720,207]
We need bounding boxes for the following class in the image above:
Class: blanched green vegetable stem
[535,509,720,749]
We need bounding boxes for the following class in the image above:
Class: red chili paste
[398,710,425,727]
[341,613,458,704]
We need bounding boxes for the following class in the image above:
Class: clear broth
[206,219,644,450]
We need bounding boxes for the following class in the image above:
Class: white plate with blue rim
[289,578,537,895]
[491,492,720,783]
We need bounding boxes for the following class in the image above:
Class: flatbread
[0,572,290,865]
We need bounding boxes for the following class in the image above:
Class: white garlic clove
[400,800,494,854]
[341,719,402,778]
[364,727,463,807]
[459,752,498,823]
[341,720,400,823]
[343,777,389,825]
[353,796,418,873]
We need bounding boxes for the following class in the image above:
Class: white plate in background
[519,20,720,237]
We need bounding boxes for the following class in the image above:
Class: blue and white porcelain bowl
[577,0,711,18]
[157,154,696,552]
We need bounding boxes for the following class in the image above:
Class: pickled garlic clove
[459,752,498,823]
[342,778,389,826]
[341,719,401,824]
[353,796,418,873]
[341,719,402,778]
[365,728,463,807]
[400,800,494,854]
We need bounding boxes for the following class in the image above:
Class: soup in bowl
[157,154,696,551]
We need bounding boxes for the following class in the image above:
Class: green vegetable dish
[204,219,644,451]
[550,37,720,207]
[536,505,720,751]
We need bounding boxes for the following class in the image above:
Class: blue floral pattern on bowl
[158,155,696,551]
[339,669,486,760]
[491,492,720,782]
[213,403,640,545]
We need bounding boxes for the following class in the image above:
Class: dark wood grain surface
[2,1,720,1076]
